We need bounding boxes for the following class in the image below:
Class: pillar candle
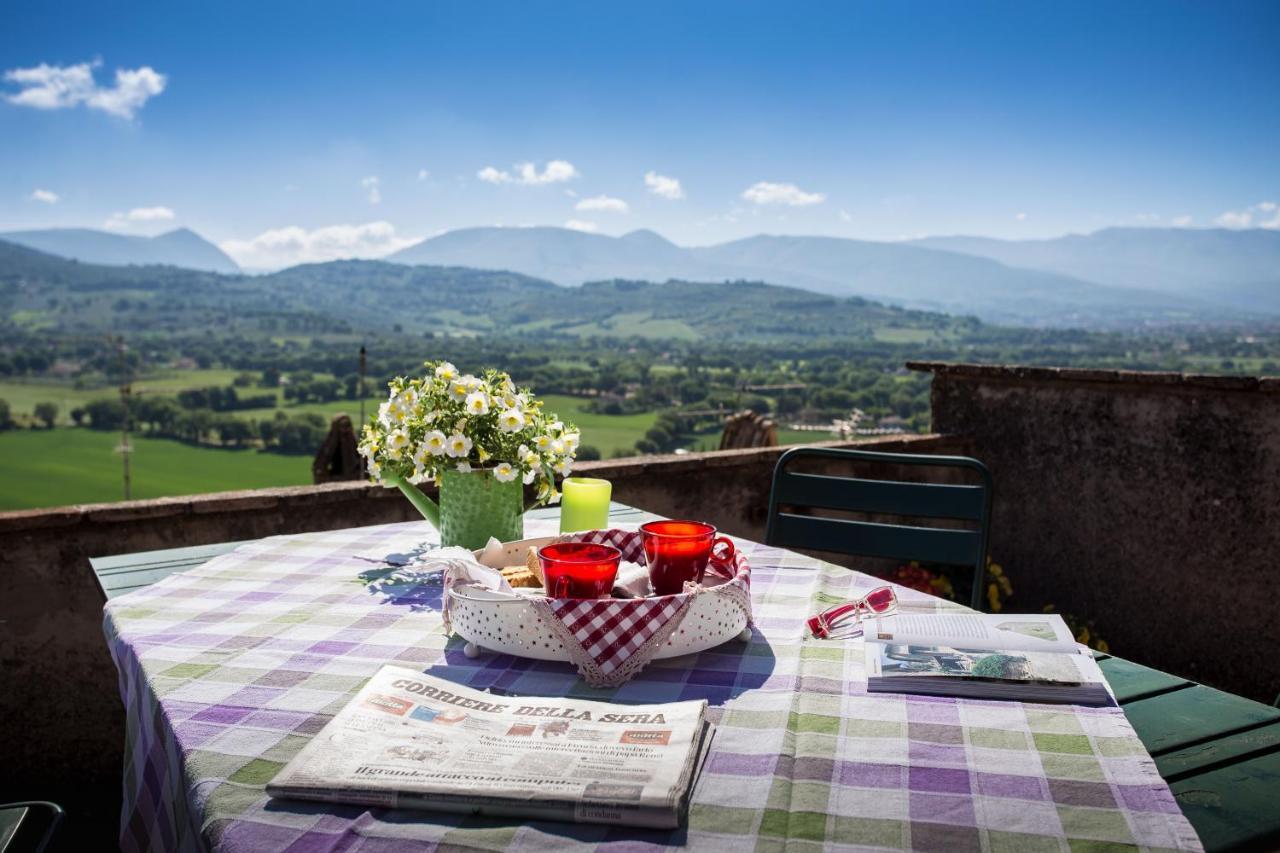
[560,477,612,533]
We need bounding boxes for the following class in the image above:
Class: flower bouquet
[359,360,579,548]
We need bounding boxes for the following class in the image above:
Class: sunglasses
[806,586,899,639]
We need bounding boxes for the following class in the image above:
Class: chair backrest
[765,446,994,609]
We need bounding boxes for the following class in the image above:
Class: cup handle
[707,537,736,578]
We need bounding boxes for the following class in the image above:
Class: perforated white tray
[450,536,750,661]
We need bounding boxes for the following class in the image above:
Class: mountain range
[0,238,978,345]
[0,227,240,274]
[388,226,1279,326]
[3,223,1277,328]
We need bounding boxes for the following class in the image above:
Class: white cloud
[218,221,419,270]
[1014,212,1028,221]
[3,60,166,119]
[103,206,175,230]
[1216,201,1280,230]
[361,176,381,205]
[563,219,597,233]
[1134,212,1160,223]
[128,206,175,221]
[575,195,629,214]
[644,171,684,200]
[477,160,579,186]
[30,188,59,204]
[741,181,825,207]
[417,169,430,181]
[839,209,852,222]
[1216,210,1251,228]
[1171,215,1193,227]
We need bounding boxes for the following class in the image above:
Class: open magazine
[267,666,713,828]
[864,613,1113,705]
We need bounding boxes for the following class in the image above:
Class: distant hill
[389,226,1249,328]
[0,227,240,274]
[0,239,978,344]
[911,228,1280,312]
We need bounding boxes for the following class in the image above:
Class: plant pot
[393,468,524,550]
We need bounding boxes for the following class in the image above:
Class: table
[102,502,1205,852]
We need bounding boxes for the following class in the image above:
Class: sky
[1,0,1278,269]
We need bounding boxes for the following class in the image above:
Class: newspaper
[267,665,713,828]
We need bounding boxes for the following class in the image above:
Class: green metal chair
[765,447,994,610]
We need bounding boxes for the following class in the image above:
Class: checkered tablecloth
[103,509,1201,852]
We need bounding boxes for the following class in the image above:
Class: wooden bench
[90,503,1280,852]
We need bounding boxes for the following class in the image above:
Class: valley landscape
[1,224,1277,509]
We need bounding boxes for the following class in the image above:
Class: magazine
[864,613,1113,705]
[267,665,713,828]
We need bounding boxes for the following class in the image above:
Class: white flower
[523,469,537,485]
[500,391,526,410]
[498,408,525,433]
[463,374,483,391]
[377,401,393,427]
[386,398,410,423]
[445,433,473,458]
[435,362,458,381]
[549,438,566,455]
[552,458,572,476]
[562,431,580,451]
[412,445,430,467]
[493,462,517,483]
[367,459,381,480]
[423,430,447,455]
[518,445,541,470]
[386,429,411,459]
[536,435,552,451]
[548,420,563,433]
[455,460,472,473]
[449,380,471,401]
[465,390,490,416]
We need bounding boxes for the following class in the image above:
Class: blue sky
[2,0,1277,268]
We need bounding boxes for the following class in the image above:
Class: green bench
[89,503,1280,852]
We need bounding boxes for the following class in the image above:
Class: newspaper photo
[267,665,713,828]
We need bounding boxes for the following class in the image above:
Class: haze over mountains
[3,223,1277,329]
[387,225,1279,326]
[0,227,240,275]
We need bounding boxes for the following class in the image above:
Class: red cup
[537,542,622,599]
[640,520,736,596]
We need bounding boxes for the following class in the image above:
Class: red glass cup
[640,520,736,596]
[537,542,622,599]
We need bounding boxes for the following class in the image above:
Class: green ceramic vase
[391,468,524,550]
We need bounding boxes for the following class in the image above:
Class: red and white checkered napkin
[532,528,751,688]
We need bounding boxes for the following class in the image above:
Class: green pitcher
[388,468,524,550]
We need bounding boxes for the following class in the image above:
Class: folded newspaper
[267,665,713,828]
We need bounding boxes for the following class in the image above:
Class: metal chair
[765,447,994,610]
[0,802,63,853]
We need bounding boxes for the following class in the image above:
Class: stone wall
[0,433,966,843]
[912,361,1280,703]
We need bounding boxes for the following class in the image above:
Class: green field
[0,370,272,424]
[0,429,312,510]
[0,393,660,510]
[537,395,658,457]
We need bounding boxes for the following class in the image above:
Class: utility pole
[115,336,133,501]
[358,344,367,425]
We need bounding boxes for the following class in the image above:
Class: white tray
[450,536,751,661]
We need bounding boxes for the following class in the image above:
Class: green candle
[560,477,612,533]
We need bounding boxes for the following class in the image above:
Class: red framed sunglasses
[806,586,899,639]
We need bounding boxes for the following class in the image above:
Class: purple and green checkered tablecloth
[103,507,1201,852]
